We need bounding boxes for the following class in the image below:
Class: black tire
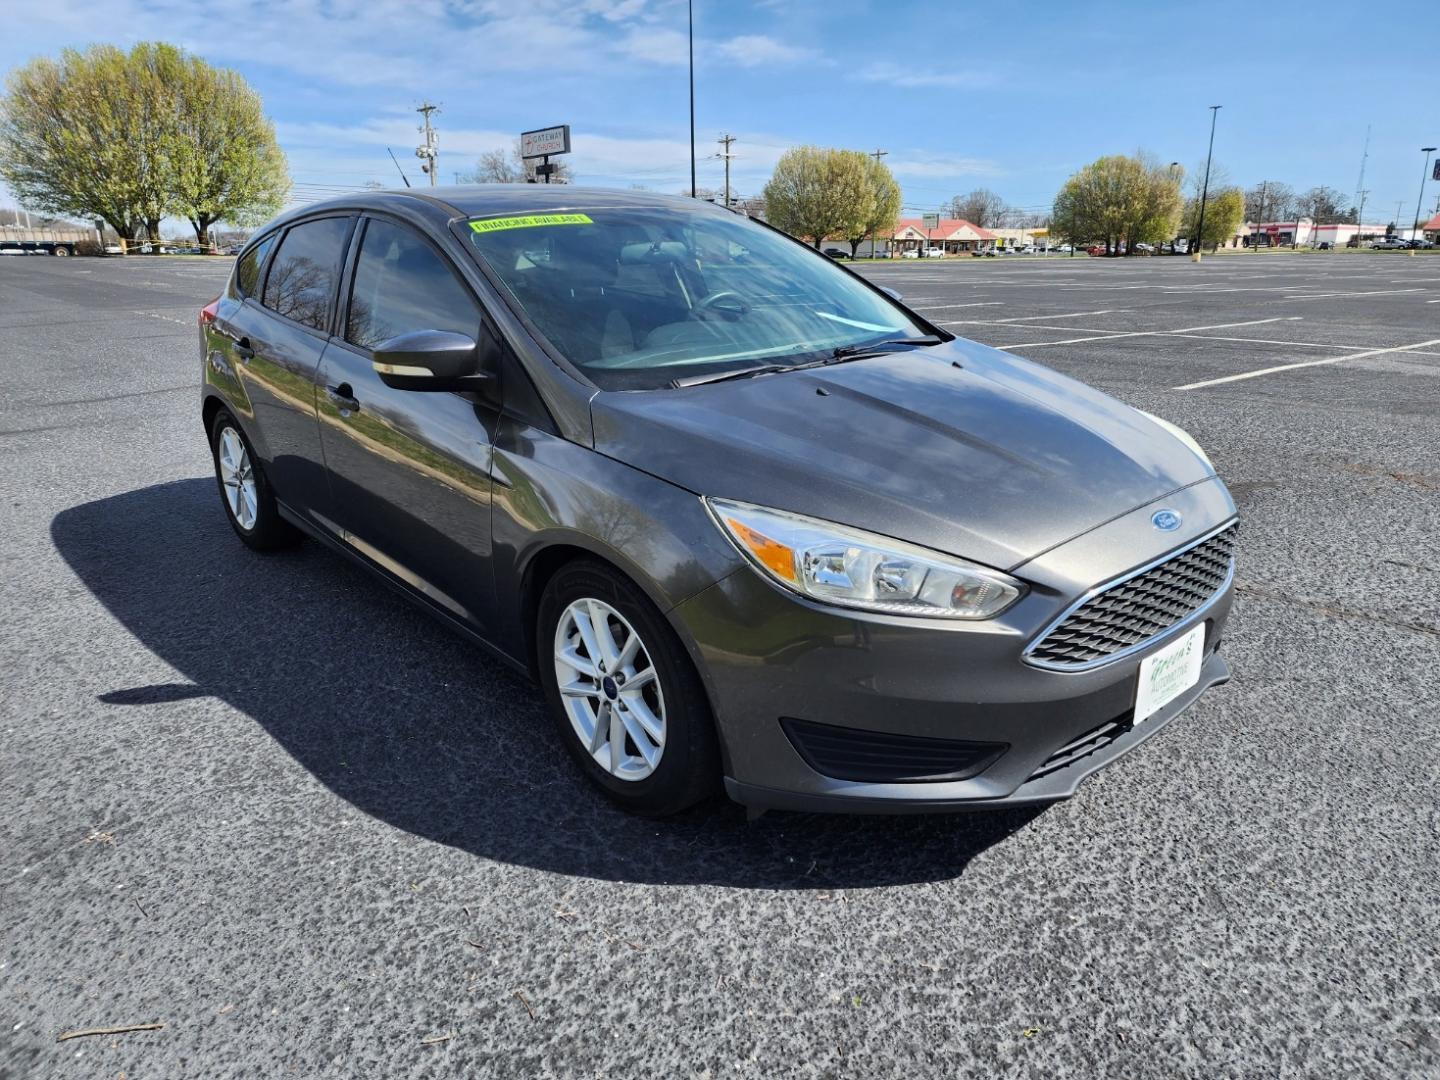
[208,408,301,552]
[537,559,719,817]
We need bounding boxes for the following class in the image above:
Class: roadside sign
[922,212,940,230]
[521,125,571,160]
[533,163,557,177]
[1433,159,1439,182]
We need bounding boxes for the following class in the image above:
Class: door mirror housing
[372,330,487,391]
[879,285,903,302]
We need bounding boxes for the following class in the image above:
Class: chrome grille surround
[1023,520,1237,671]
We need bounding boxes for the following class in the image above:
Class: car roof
[270,184,715,230]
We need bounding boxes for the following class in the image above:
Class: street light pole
[1414,146,1437,240]
[1192,105,1221,262]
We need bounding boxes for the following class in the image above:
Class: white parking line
[1173,338,1440,390]
[912,302,1006,310]
[1280,288,1425,301]
[989,308,1127,323]
[997,316,1298,349]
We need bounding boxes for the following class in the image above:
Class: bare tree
[1296,185,1349,224]
[1245,180,1295,222]
[943,188,1006,227]
[462,140,572,184]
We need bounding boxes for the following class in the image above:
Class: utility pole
[416,102,439,187]
[688,0,696,197]
[1413,146,1437,239]
[717,132,737,208]
[1192,105,1222,262]
[871,148,888,163]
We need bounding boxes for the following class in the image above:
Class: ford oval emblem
[1151,509,1182,532]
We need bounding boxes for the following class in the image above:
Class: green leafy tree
[0,42,288,247]
[1050,154,1178,255]
[763,146,874,249]
[845,155,901,257]
[1181,186,1244,250]
[168,54,289,244]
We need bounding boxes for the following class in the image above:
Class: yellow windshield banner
[469,213,593,234]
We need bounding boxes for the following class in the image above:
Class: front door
[314,216,499,632]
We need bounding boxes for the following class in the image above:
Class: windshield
[463,205,932,390]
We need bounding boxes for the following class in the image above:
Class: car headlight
[705,498,1024,620]
[1139,411,1214,471]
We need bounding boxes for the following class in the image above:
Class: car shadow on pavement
[52,479,1045,889]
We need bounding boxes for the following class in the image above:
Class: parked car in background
[1371,237,1407,249]
[923,247,944,258]
[822,247,849,259]
[1317,241,1333,251]
[1404,238,1434,250]
[102,243,124,256]
[901,249,920,258]
[198,186,1237,817]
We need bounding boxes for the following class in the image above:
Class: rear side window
[234,233,275,298]
[345,218,480,350]
[261,217,352,331]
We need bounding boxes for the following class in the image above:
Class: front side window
[235,232,276,298]
[261,216,351,331]
[346,219,480,350]
[464,207,930,391]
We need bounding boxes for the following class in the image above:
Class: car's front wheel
[538,560,718,816]
[209,408,300,552]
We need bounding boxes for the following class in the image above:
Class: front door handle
[327,383,360,412]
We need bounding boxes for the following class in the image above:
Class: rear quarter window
[234,233,276,298]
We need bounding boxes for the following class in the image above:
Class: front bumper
[669,478,1237,813]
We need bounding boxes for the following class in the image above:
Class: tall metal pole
[1413,147,1437,239]
[688,0,696,198]
[1192,105,1221,261]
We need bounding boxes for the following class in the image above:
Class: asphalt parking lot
[2,251,1438,1078]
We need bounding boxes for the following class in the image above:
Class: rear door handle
[233,337,254,361]
[327,383,360,412]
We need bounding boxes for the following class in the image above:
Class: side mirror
[879,285,903,302]
[372,330,484,391]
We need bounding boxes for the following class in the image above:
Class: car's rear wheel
[209,409,300,551]
[538,560,718,816]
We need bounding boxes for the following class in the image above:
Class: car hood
[590,339,1217,571]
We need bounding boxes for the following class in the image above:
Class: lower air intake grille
[1025,714,1132,782]
[1026,524,1236,669]
[781,718,1006,784]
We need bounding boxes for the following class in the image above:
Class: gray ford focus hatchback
[199,186,1236,816]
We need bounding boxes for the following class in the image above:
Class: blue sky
[3,0,1436,225]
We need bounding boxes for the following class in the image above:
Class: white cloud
[713,35,818,67]
[618,27,690,65]
[856,62,993,90]
[888,156,1003,179]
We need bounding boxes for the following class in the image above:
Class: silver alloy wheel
[216,426,258,531]
[553,597,666,781]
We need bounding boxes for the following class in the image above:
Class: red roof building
[889,218,997,254]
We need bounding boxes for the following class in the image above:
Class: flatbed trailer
[0,238,79,256]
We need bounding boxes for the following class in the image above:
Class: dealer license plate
[1134,623,1205,724]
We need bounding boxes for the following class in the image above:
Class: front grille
[1025,525,1236,669]
[781,718,1006,784]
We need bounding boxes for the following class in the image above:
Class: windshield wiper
[671,362,791,388]
[826,335,945,362]
[670,336,944,388]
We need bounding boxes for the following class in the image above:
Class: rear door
[314,215,500,633]
[217,214,355,518]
